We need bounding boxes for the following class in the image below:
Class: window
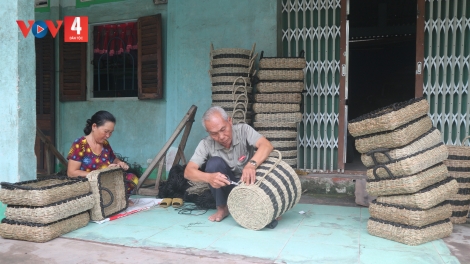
[59,14,163,101]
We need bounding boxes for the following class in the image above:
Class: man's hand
[241,163,257,185]
[208,172,231,188]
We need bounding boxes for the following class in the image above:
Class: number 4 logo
[64,16,88,42]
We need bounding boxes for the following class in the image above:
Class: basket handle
[365,148,393,165]
[260,50,264,60]
[461,136,470,146]
[299,50,305,58]
[231,109,247,124]
[0,182,34,190]
[250,43,256,58]
[372,165,395,180]
[232,76,248,87]
[99,186,115,208]
[255,150,283,186]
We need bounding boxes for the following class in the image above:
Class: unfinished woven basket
[255,112,303,123]
[348,97,429,137]
[354,116,433,154]
[256,81,304,93]
[0,212,89,243]
[257,70,304,81]
[4,192,94,224]
[254,122,297,132]
[376,177,459,210]
[369,200,452,227]
[366,143,448,179]
[0,176,90,207]
[367,218,453,246]
[227,151,302,230]
[366,163,448,196]
[361,128,442,167]
[255,93,302,103]
[86,167,128,221]
[253,103,300,113]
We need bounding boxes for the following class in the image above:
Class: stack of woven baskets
[444,137,470,224]
[252,51,306,168]
[0,176,93,242]
[209,43,257,125]
[348,97,459,246]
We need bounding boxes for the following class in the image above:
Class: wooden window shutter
[138,14,163,99]
[59,30,87,101]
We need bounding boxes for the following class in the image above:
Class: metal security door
[423,0,470,144]
[282,0,344,171]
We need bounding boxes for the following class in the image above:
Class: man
[184,106,273,222]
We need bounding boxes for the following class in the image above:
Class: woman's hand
[109,161,129,171]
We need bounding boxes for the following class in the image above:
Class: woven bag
[227,150,302,230]
[354,115,433,154]
[256,81,304,93]
[369,200,452,227]
[86,167,128,221]
[376,177,459,210]
[258,50,306,69]
[255,93,302,103]
[257,70,304,81]
[255,112,303,123]
[253,103,300,113]
[0,212,89,243]
[366,163,448,196]
[367,218,453,246]
[0,176,90,206]
[348,97,429,137]
[4,192,94,224]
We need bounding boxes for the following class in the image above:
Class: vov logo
[16,16,88,42]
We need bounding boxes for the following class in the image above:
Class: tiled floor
[62,199,462,264]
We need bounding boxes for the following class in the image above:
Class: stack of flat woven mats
[209,43,257,125]
[253,51,306,168]
[0,176,93,242]
[444,136,470,224]
[348,97,458,246]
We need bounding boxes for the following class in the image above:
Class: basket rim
[0,176,88,191]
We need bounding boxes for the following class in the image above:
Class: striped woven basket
[256,81,304,93]
[258,50,306,69]
[282,158,297,167]
[270,140,297,151]
[257,70,304,81]
[211,93,251,102]
[211,58,252,68]
[367,218,453,246]
[254,122,297,132]
[211,76,251,86]
[227,150,301,230]
[366,163,448,196]
[211,86,253,94]
[0,212,89,243]
[4,192,94,224]
[354,115,433,154]
[376,177,459,210]
[369,200,452,227]
[0,176,90,207]
[209,67,253,78]
[253,103,300,113]
[269,150,297,160]
[255,93,302,103]
[366,143,448,179]
[212,102,252,111]
[210,43,255,60]
[348,97,429,137]
[448,192,470,224]
[261,131,298,140]
[361,128,442,167]
[255,112,303,123]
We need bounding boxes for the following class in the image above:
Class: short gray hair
[201,106,228,130]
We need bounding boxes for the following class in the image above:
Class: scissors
[222,174,239,186]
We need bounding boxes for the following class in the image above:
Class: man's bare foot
[208,205,229,222]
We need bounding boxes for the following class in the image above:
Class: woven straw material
[211,76,251,86]
[0,212,89,243]
[4,192,94,224]
[210,43,255,59]
[348,97,429,137]
[211,86,253,94]
[366,163,448,196]
[282,158,297,167]
[354,116,433,154]
[257,70,304,81]
[253,103,300,113]
[0,176,90,207]
[209,67,253,78]
[361,128,442,166]
[211,94,251,102]
[212,103,252,112]
[444,159,470,169]
[261,131,298,140]
[270,141,297,150]
[369,200,451,227]
[227,154,302,230]
[255,93,302,103]
[447,136,470,157]
[256,82,304,93]
[269,150,297,159]
[210,58,252,68]
[254,122,297,132]
[376,178,459,210]
[366,144,448,179]
[259,57,306,69]
[86,167,128,221]
[255,112,303,123]
[447,170,470,179]
[448,192,470,224]
[367,218,453,246]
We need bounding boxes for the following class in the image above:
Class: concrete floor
[1,197,468,264]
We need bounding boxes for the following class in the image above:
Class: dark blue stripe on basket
[259,168,292,215]
[260,160,299,211]
[447,155,470,160]
[258,182,280,219]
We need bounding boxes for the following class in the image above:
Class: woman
[66,111,138,195]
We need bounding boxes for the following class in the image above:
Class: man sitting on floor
[184,106,273,222]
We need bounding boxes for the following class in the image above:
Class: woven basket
[211,86,253,94]
[255,93,302,103]
[86,167,128,221]
[348,97,429,137]
[255,112,303,123]
[211,58,252,68]
[282,158,297,167]
[0,212,89,243]
[254,122,297,132]
[4,192,94,224]
[209,67,253,78]
[256,81,304,93]
[366,143,448,179]
[210,43,255,59]
[261,131,298,140]
[369,200,451,227]
[354,116,433,154]
[258,51,306,69]
[0,176,90,207]
[212,93,251,102]
[227,151,302,230]
[366,163,448,196]
[211,76,251,86]
[269,150,297,159]
[367,218,453,246]
[257,70,304,81]
[361,128,442,166]
[253,103,300,114]
[447,135,470,157]
[376,177,459,210]
[270,141,297,151]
